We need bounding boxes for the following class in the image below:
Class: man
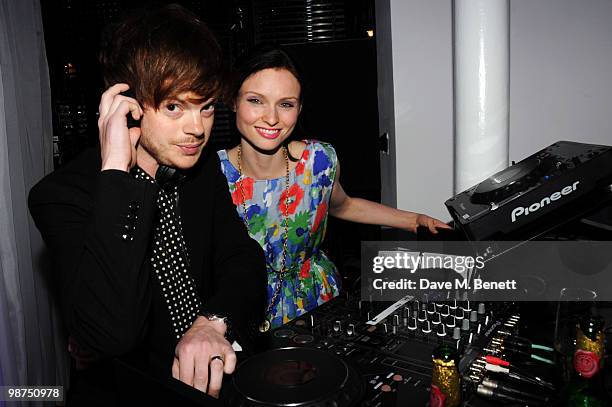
[29,5,266,405]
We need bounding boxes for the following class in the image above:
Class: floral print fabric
[217,140,341,328]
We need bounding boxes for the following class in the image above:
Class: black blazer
[29,146,267,404]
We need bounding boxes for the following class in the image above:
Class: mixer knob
[445,315,456,328]
[452,327,461,340]
[418,309,427,322]
[436,323,447,337]
[461,318,470,331]
[464,300,472,312]
[477,302,486,315]
[334,320,342,333]
[347,323,355,336]
[449,299,458,311]
[422,320,432,334]
[470,310,478,322]
[427,302,436,315]
[432,313,442,325]
[455,307,464,320]
[441,304,450,317]
[408,317,418,331]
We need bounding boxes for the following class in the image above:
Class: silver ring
[210,355,224,364]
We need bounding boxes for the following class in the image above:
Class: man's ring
[211,355,224,364]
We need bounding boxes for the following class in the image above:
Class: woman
[217,45,450,330]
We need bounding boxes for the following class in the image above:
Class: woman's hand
[329,160,452,234]
[97,83,143,172]
[414,213,452,234]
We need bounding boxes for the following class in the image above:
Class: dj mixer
[228,293,559,406]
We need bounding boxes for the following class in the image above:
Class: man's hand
[172,316,237,398]
[97,83,143,172]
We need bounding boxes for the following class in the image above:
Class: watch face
[259,320,271,332]
[209,316,228,327]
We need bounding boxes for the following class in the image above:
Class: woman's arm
[328,161,451,233]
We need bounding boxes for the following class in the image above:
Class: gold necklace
[237,144,289,332]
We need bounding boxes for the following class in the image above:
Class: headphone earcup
[155,165,177,185]
[155,165,187,190]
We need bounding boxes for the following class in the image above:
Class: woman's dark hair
[226,44,304,106]
[227,44,306,159]
[100,4,224,108]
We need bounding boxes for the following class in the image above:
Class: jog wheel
[470,157,553,204]
[228,347,364,407]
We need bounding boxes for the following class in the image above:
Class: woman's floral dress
[217,140,341,328]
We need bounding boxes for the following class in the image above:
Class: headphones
[155,165,187,190]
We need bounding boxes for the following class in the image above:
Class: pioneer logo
[511,181,580,223]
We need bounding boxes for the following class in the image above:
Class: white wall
[509,0,612,161]
[383,0,455,220]
[378,0,612,220]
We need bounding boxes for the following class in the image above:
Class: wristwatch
[202,313,234,342]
